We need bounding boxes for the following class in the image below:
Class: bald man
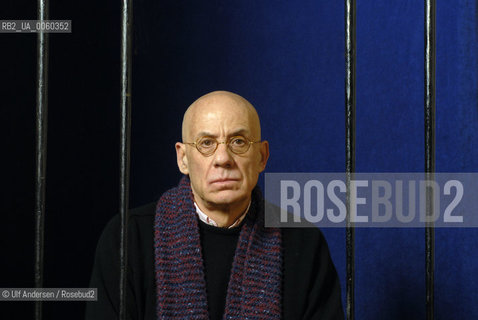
[177,91,268,227]
[86,91,344,320]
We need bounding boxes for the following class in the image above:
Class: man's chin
[206,190,246,206]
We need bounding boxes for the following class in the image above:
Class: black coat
[85,202,344,320]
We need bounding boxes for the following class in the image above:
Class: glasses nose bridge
[213,138,237,156]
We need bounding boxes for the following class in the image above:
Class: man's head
[176,91,269,214]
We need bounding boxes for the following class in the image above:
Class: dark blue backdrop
[2,0,475,319]
[130,1,478,319]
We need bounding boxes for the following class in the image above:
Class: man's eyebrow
[196,131,215,138]
[195,129,251,138]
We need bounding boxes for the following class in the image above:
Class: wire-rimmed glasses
[184,135,261,156]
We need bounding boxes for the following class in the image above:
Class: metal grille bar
[119,0,133,318]
[34,0,49,319]
[345,0,356,319]
[424,0,436,319]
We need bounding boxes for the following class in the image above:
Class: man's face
[176,93,269,211]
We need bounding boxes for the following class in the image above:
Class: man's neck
[194,198,251,228]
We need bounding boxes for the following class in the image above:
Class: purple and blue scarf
[154,176,282,319]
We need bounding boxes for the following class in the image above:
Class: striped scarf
[154,176,282,319]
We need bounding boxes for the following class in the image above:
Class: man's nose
[213,142,234,167]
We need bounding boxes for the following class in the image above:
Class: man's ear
[257,140,270,172]
[175,142,189,175]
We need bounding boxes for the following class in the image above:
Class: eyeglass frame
[183,135,262,156]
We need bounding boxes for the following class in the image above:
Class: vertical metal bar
[119,0,133,318]
[424,0,436,319]
[35,0,49,319]
[345,0,356,319]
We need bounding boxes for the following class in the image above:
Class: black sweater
[85,202,344,320]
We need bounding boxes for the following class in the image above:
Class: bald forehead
[182,91,261,141]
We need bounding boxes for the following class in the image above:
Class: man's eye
[231,137,247,146]
[199,138,216,147]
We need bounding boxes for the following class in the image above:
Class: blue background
[131,1,478,319]
[2,0,476,319]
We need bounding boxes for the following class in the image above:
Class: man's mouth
[210,178,240,186]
